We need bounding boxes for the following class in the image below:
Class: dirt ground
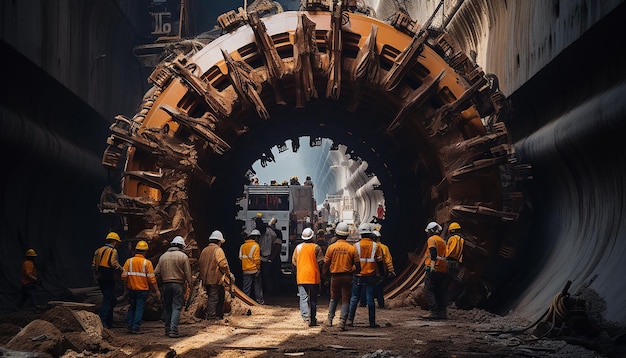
[1,288,624,358]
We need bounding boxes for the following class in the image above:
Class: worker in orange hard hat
[19,249,39,310]
[122,240,161,334]
[92,232,124,328]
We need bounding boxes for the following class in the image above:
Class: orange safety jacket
[425,234,448,273]
[122,254,157,291]
[292,242,323,284]
[21,260,37,286]
[354,238,383,276]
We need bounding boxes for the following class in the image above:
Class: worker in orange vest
[121,240,161,334]
[20,249,39,310]
[292,227,324,326]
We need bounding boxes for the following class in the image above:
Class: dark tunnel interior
[1,1,625,327]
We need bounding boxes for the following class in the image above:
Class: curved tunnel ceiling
[100,8,529,311]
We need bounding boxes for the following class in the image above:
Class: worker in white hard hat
[346,222,385,328]
[199,230,235,320]
[322,222,361,330]
[422,221,449,320]
[239,229,264,304]
[292,227,324,326]
[154,236,193,337]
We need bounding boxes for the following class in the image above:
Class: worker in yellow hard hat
[445,222,466,302]
[121,240,160,334]
[19,248,39,310]
[92,231,124,328]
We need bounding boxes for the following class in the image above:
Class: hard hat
[25,249,37,257]
[425,222,442,233]
[256,212,263,217]
[358,222,372,235]
[249,229,261,237]
[171,236,186,247]
[301,227,314,240]
[448,222,461,232]
[135,240,149,251]
[372,230,381,238]
[106,232,121,242]
[209,230,225,243]
[269,217,277,226]
[335,222,350,236]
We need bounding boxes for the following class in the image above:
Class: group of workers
[20,214,465,336]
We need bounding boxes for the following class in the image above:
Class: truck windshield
[248,193,290,211]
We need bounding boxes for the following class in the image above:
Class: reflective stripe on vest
[355,242,377,263]
[239,245,257,259]
[127,258,148,277]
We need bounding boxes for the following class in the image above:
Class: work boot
[339,319,346,331]
[420,311,441,320]
[309,318,319,327]
[346,319,354,327]
[438,310,447,320]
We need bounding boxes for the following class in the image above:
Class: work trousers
[19,283,37,310]
[424,270,449,313]
[205,284,225,319]
[162,282,183,335]
[126,289,148,332]
[348,275,378,325]
[328,273,353,323]
[298,283,319,321]
[242,273,264,304]
[98,276,117,327]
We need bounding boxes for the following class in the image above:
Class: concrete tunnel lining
[100,8,528,314]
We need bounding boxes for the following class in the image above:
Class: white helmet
[372,230,381,239]
[301,227,315,240]
[209,230,225,243]
[425,221,442,234]
[249,229,261,237]
[358,222,372,235]
[335,222,350,236]
[171,235,186,247]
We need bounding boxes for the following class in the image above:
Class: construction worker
[346,223,386,328]
[322,222,360,329]
[121,240,161,334]
[292,227,324,326]
[422,221,449,320]
[199,230,234,321]
[154,236,192,337]
[372,229,396,309]
[19,249,39,310]
[446,222,466,302]
[92,231,124,328]
[267,217,284,293]
[239,229,263,304]
[255,215,279,296]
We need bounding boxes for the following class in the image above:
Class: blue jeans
[242,273,264,304]
[20,283,37,310]
[298,284,319,321]
[348,275,378,325]
[126,290,148,332]
[162,283,183,334]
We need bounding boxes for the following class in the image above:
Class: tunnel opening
[99,9,530,312]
